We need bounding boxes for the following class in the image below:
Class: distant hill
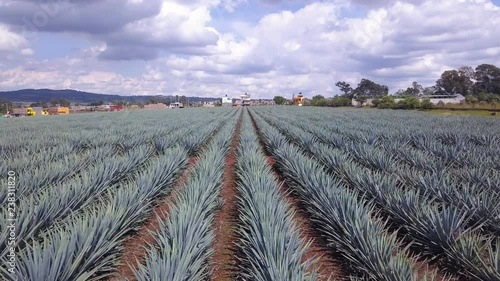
[0,89,219,104]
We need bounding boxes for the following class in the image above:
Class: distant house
[170,102,184,108]
[241,93,251,106]
[222,95,232,106]
[203,102,215,108]
[424,94,465,105]
[96,105,111,111]
[352,99,376,107]
[351,94,466,107]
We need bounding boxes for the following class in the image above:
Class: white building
[222,95,233,106]
[241,93,251,106]
[424,94,465,105]
[351,94,466,107]
[170,102,184,108]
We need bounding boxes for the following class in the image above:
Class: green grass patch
[421,109,499,117]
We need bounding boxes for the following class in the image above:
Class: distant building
[48,107,69,115]
[222,95,232,106]
[203,102,215,108]
[110,105,124,111]
[351,94,466,107]
[241,93,251,106]
[424,94,465,105]
[170,102,184,108]
[144,103,168,109]
[11,108,27,117]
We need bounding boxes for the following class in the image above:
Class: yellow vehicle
[42,109,49,115]
[48,107,69,115]
[292,93,305,106]
[27,107,36,116]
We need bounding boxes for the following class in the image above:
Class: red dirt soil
[267,156,345,281]
[208,113,243,281]
[254,112,456,281]
[109,156,198,281]
[250,111,345,280]
[415,260,460,281]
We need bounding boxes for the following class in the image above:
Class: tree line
[273,63,500,107]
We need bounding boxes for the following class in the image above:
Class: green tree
[30,101,49,108]
[273,96,287,105]
[335,81,353,98]
[423,86,437,96]
[412,81,424,96]
[474,64,500,95]
[49,98,58,106]
[396,96,420,109]
[354,79,389,98]
[179,96,188,104]
[90,100,104,106]
[436,68,474,95]
[310,95,328,107]
[59,99,71,107]
[371,98,381,107]
[420,98,433,109]
[377,96,396,109]
[329,96,351,107]
[394,89,406,97]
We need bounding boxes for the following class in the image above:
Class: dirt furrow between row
[209,112,243,281]
[248,110,346,281]
[110,156,198,281]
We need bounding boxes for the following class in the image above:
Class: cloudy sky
[0,0,499,98]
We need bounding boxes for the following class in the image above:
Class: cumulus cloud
[96,2,220,60]
[0,24,28,52]
[0,0,499,97]
[0,0,163,34]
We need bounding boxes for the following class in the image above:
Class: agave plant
[251,113,422,280]
[235,114,317,281]
[133,118,236,281]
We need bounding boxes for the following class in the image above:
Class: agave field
[0,106,499,281]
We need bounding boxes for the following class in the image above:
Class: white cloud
[0,24,28,52]
[20,48,35,56]
[1,0,500,97]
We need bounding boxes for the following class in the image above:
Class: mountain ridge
[0,89,220,103]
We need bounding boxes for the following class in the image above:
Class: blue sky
[1,0,499,98]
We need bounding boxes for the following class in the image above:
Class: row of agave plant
[0,107,238,161]
[250,110,441,281]
[0,108,238,202]
[289,107,499,150]
[253,107,500,280]
[257,108,500,238]
[0,110,231,261]
[234,111,317,280]
[4,147,189,280]
[132,115,238,280]
[266,106,499,171]
[280,108,500,234]
[0,108,238,281]
[0,144,153,260]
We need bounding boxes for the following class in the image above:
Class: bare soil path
[110,157,198,281]
[249,110,346,281]
[208,112,243,281]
